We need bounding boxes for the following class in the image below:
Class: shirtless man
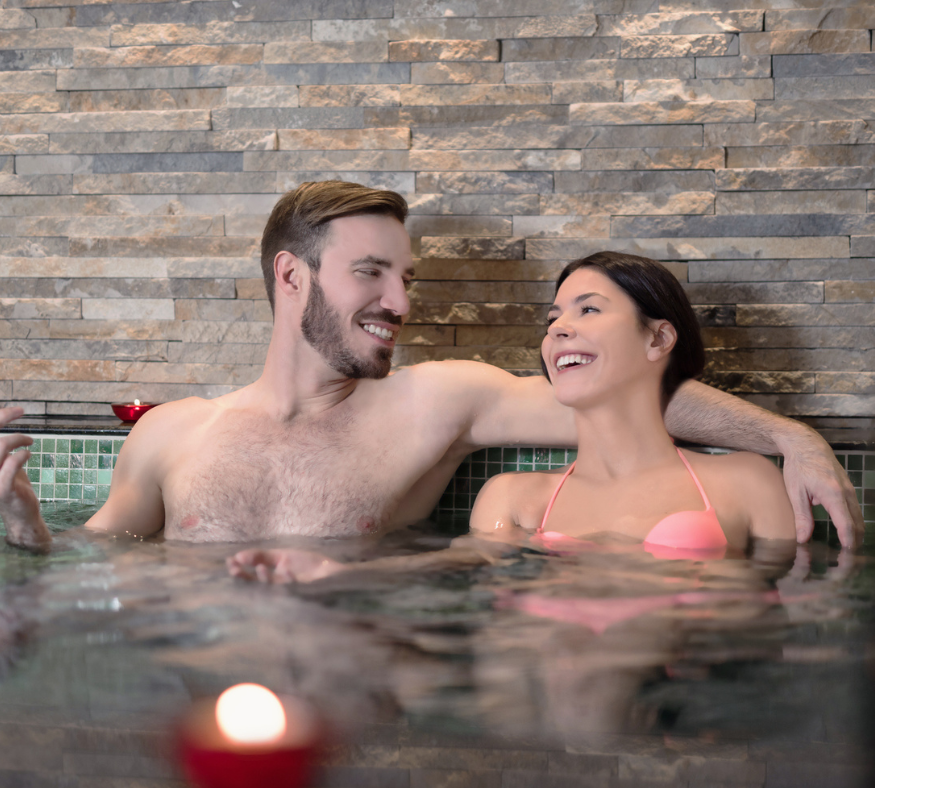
[1,180,863,551]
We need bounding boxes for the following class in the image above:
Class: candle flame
[134,399,141,406]
[215,684,287,745]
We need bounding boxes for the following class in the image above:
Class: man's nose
[380,277,410,317]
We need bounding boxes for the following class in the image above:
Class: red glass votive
[176,694,324,788]
[111,402,158,421]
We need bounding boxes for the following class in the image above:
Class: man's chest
[161,413,419,541]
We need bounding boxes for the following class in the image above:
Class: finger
[784,476,814,544]
[818,487,861,550]
[0,433,33,454]
[0,407,25,429]
[0,449,31,492]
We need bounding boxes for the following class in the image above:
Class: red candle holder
[111,401,159,422]
[176,687,325,788]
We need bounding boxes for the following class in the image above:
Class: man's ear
[272,251,307,305]
[647,320,678,362]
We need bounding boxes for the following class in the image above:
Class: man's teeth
[557,354,594,370]
[363,324,394,341]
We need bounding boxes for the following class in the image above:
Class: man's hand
[227,548,345,584]
[779,425,864,549]
[0,407,52,553]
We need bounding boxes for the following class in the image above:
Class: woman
[468,251,795,557]
[228,252,794,583]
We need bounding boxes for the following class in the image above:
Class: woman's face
[541,267,658,409]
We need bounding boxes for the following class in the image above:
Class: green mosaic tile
[864,454,874,470]
[84,439,97,453]
[455,494,470,510]
[862,488,874,505]
[69,439,82,453]
[835,454,846,468]
[812,504,827,519]
[534,463,549,470]
[54,468,68,484]
[470,461,486,479]
[26,468,40,483]
[54,484,68,499]
[40,468,53,484]
[518,449,533,463]
[99,439,113,454]
[55,439,69,453]
[67,484,80,499]
[854,488,863,504]
[83,485,97,500]
[41,453,53,468]
[40,483,53,499]
[69,454,82,469]
[471,478,486,494]
[486,447,501,462]
[503,463,518,472]
[847,454,863,471]
[534,449,550,464]
[486,464,502,478]
[54,453,68,468]
[83,470,97,484]
[96,486,109,500]
[98,455,112,470]
[97,469,111,487]
[550,449,566,464]
[863,471,874,488]
[41,438,55,452]
[114,439,125,452]
[438,493,454,509]
[83,454,96,469]
[848,470,862,486]
[503,448,517,463]
[69,469,83,483]
[862,505,874,520]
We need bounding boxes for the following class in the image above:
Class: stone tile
[694,55,770,78]
[740,30,870,56]
[703,371,815,394]
[570,100,755,125]
[726,144,874,168]
[686,282,823,304]
[413,259,562,282]
[317,765,409,788]
[615,215,873,238]
[0,70,56,92]
[0,278,232,300]
[72,172,277,194]
[413,125,593,150]
[0,28,110,49]
[417,171,554,194]
[556,192,715,216]
[704,120,873,147]
[775,75,874,101]
[298,84,400,107]
[502,37,620,61]
[716,167,874,191]
[456,326,545,347]
[69,87,227,112]
[0,237,68,256]
[622,78,773,102]
[93,152,243,174]
[702,327,873,350]
[263,62,409,86]
[410,150,580,172]
[394,0,594,16]
[765,759,874,787]
[264,41,388,63]
[73,44,262,68]
[409,281,552,303]
[278,171,414,194]
[552,81,623,103]
[690,258,874,283]
[620,34,738,58]
[401,84,553,106]
[582,147,723,170]
[408,300,545,326]
[527,236,849,261]
[398,325,455,346]
[513,215,609,238]
[390,40,499,62]
[825,281,874,303]
[410,62,505,85]
[706,348,872,372]
[816,372,875,395]
[1,338,171,361]
[599,10,763,36]
[866,190,874,213]
[0,298,80,319]
[366,105,568,127]
[0,173,70,196]
[772,53,875,78]
[420,237,525,260]
[0,134,47,154]
[166,343,267,364]
[110,21,313,46]
[736,304,874,327]
[850,236,874,257]
[244,149,409,171]
[81,299,175,321]
[506,58,694,83]
[398,746,548,770]
[2,358,118,381]
[409,769,500,788]
[0,91,68,113]
[11,154,94,175]
[393,345,540,368]
[14,214,225,238]
[0,256,168,278]
[406,216,512,237]
[715,190,869,215]
[766,8,875,32]
[14,379,239,402]
[756,99,874,122]
[210,107,364,130]
[225,86,298,107]
[556,170,713,193]
[0,9,37,29]
[408,193,539,216]
[166,257,259,278]
[0,110,211,134]
[0,723,66,771]
[501,770,599,788]
[49,130,277,154]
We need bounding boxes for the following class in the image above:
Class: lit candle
[177,683,324,788]
[111,400,159,421]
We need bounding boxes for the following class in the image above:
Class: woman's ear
[647,320,678,362]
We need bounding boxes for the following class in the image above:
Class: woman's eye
[580,305,598,314]
[545,315,557,327]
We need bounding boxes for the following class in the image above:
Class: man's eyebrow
[351,255,416,278]
[547,292,609,311]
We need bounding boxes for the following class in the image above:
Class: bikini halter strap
[537,462,576,534]
[674,447,713,510]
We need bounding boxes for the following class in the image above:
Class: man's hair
[541,252,706,409]
[260,180,409,310]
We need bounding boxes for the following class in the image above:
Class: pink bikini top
[536,447,728,559]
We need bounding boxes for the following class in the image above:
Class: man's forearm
[664,380,811,455]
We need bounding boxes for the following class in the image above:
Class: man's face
[300,213,413,379]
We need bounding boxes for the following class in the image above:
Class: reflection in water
[0,504,874,783]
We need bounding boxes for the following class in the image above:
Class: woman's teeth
[557,354,594,370]
[362,324,394,341]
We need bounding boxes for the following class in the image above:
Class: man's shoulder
[128,396,218,441]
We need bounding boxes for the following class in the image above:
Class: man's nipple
[180,515,201,530]
[357,517,376,534]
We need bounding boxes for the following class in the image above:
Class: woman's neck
[571,382,678,479]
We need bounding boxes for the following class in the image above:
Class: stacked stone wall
[0,0,874,418]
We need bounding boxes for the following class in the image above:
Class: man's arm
[665,380,864,548]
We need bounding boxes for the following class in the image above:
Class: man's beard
[300,276,398,379]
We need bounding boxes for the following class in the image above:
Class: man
[1,180,863,551]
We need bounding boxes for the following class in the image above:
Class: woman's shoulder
[471,467,570,532]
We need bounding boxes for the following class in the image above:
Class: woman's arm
[723,452,797,543]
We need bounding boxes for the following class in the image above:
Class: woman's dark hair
[541,251,705,408]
